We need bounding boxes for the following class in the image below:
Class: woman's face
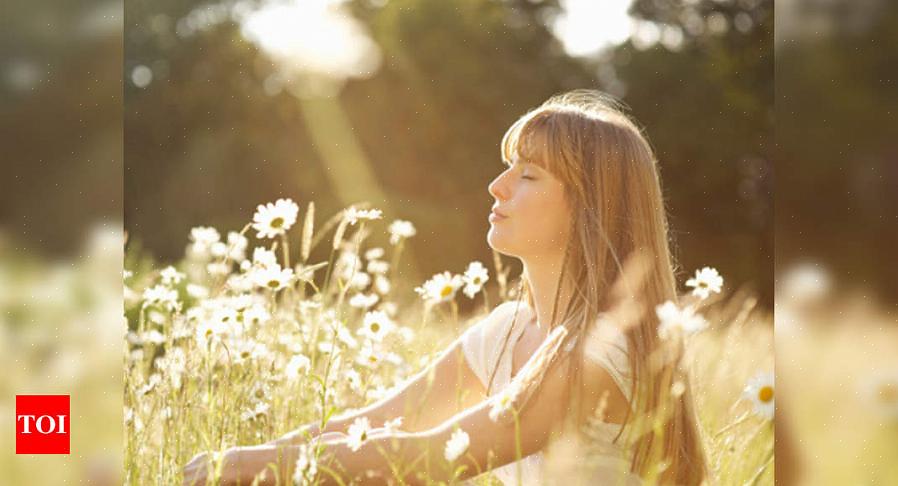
[487,153,571,259]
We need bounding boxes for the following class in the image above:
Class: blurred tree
[124,0,776,307]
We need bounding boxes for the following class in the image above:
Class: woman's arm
[310,352,575,485]
[267,328,487,447]
[195,350,572,486]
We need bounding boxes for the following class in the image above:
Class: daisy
[346,417,372,452]
[226,231,249,262]
[252,198,299,239]
[462,261,489,298]
[367,259,390,275]
[388,219,416,245]
[444,428,470,462]
[489,382,522,422]
[414,271,464,304]
[188,226,221,259]
[743,371,774,420]
[356,343,386,369]
[344,368,363,392]
[159,266,184,286]
[383,416,404,433]
[292,443,318,485]
[364,247,385,260]
[345,207,383,225]
[186,283,209,299]
[285,354,312,379]
[142,284,179,312]
[335,323,359,349]
[373,275,391,295]
[655,301,708,339]
[349,292,379,309]
[251,264,294,291]
[195,319,226,348]
[685,266,724,300]
[358,310,396,342]
[251,247,279,269]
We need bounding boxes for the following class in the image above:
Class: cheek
[515,190,570,247]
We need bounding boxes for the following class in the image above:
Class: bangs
[500,110,555,172]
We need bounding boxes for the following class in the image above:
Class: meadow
[122,198,775,485]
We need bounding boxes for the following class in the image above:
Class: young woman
[183,90,709,485]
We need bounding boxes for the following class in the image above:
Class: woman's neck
[521,251,572,331]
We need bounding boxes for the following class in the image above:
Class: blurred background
[1,0,123,483]
[122,0,775,307]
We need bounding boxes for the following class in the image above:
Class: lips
[489,207,508,223]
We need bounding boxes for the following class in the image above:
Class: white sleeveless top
[459,302,643,485]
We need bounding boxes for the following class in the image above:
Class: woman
[184,90,709,485]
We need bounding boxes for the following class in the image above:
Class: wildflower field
[123,198,775,485]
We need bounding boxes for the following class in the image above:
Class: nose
[488,169,510,202]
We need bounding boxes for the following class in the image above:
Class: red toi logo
[16,395,70,454]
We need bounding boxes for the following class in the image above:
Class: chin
[486,228,518,257]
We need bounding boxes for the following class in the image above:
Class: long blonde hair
[488,90,709,485]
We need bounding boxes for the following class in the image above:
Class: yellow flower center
[758,386,774,403]
[440,285,454,298]
[370,322,380,333]
[268,280,279,288]
[270,217,284,229]
[473,277,481,284]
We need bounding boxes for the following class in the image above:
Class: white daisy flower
[344,368,363,392]
[444,428,470,462]
[186,283,209,299]
[743,371,774,420]
[252,198,299,239]
[188,226,221,259]
[356,343,386,369]
[358,310,396,342]
[142,284,179,312]
[414,271,464,304]
[345,207,383,225]
[383,416,403,433]
[240,402,270,421]
[462,261,489,298]
[367,259,390,275]
[205,261,230,277]
[210,241,229,259]
[195,319,226,348]
[159,266,185,286]
[388,219,416,245]
[489,382,522,422]
[346,417,372,452]
[349,271,372,290]
[226,231,249,262]
[349,292,379,309]
[285,354,312,379]
[251,247,279,269]
[373,275,391,295]
[655,301,708,339]
[685,266,724,300]
[364,247,385,260]
[335,324,359,349]
[251,264,294,291]
[292,443,318,485]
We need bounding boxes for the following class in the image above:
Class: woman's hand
[182,450,217,486]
